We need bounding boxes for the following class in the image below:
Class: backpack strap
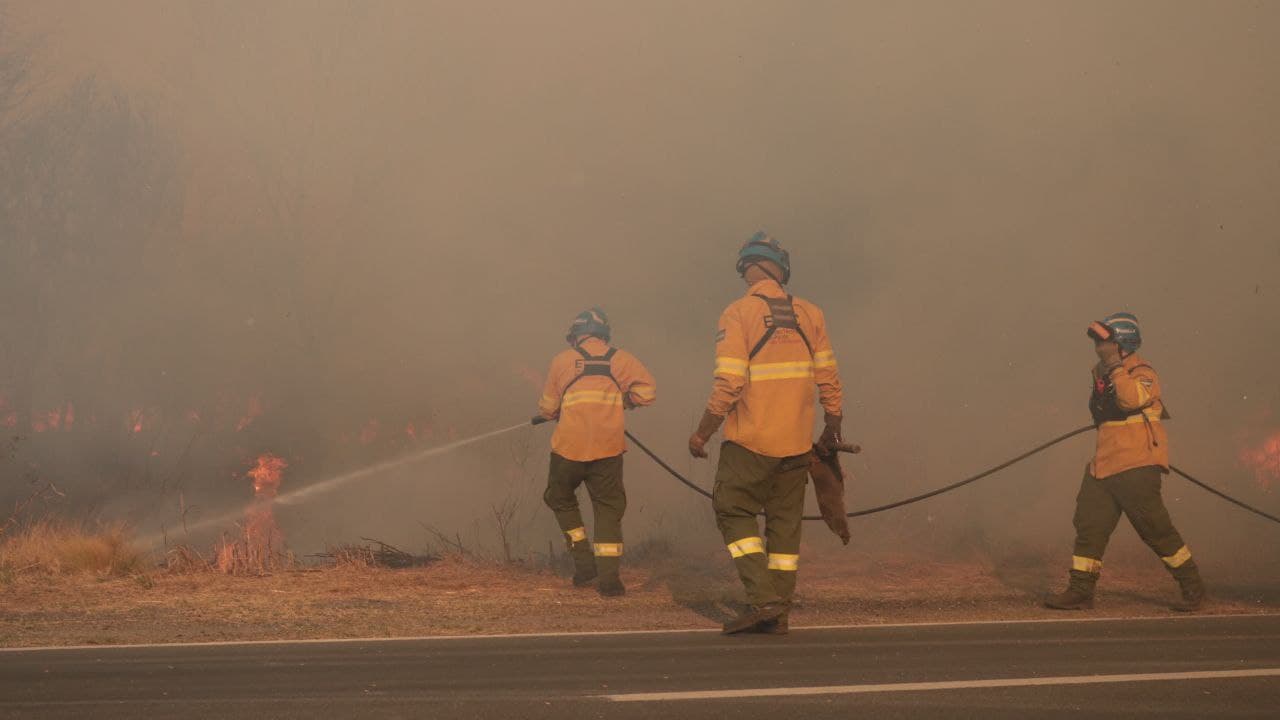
[747,294,814,360]
[563,346,622,394]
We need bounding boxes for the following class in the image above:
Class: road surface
[2,614,1278,719]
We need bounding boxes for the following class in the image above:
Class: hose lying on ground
[624,427,1280,526]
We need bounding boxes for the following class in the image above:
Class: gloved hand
[818,412,843,453]
[1094,340,1122,371]
[688,432,709,458]
[688,411,725,459]
[623,393,637,410]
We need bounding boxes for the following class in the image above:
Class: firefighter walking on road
[537,308,656,597]
[1045,313,1206,612]
[688,232,845,634]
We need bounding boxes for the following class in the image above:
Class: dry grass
[316,539,437,569]
[213,532,295,576]
[1,520,1278,648]
[2,548,1276,648]
[0,518,147,578]
[161,544,213,574]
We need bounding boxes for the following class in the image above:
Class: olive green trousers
[712,442,810,607]
[1069,464,1194,581]
[544,453,626,579]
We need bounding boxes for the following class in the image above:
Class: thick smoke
[1,2,1277,575]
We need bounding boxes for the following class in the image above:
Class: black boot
[722,602,786,635]
[754,612,789,635]
[570,541,597,587]
[1044,570,1098,610]
[597,575,626,597]
[1169,561,1206,612]
[594,555,623,596]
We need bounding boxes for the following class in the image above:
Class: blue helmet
[736,231,791,284]
[1102,312,1142,353]
[565,306,611,344]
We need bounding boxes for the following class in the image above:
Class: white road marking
[604,667,1280,702]
[0,611,1275,653]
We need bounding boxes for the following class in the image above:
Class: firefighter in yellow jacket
[1045,312,1206,611]
[537,307,656,596]
[688,232,844,634]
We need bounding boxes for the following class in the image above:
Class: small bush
[0,519,147,578]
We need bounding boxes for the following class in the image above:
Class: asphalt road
[2,614,1278,719]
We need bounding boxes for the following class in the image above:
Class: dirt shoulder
[3,552,1277,648]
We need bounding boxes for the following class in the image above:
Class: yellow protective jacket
[706,278,843,458]
[538,337,656,462]
[1089,352,1169,479]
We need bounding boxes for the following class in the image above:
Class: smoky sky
[2,1,1277,569]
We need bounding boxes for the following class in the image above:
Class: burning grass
[0,518,147,579]
[212,452,291,575]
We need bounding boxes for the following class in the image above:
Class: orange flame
[1239,431,1280,491]
[29,406,70,433]
[129,408,145,434]
[248,453,288,499]
[218,453,288,574]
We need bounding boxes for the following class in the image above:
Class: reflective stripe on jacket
[538,337,656,462]
[706,278,843,457]
[1090,353,1169,479]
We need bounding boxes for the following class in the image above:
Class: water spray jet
[142,421,534,547]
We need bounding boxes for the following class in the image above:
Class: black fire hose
[1169,464,1280,524]
[622,426,1280,525]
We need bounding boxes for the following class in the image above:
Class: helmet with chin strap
[736,231,791,284]
[565,306,611,345]
[1101,312,1141,353]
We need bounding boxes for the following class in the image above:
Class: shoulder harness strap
[747,294,814,360]
[563,346,622,394]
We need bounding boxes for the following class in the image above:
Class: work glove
[818,412,843,454]
[1094,340,1122,372]
[623,393,636,410]
[688,411,725,459]
[688,432,709,458]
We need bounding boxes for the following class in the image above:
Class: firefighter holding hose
[536,307,656,597]
[1045,313,1206,612]
[688,232,845,634]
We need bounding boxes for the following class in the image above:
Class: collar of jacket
[744,278,786,298]
[574,336,611,354]
[1095,351,1147,379]
[1121,352,1147,370]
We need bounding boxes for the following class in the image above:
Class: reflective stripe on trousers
[594,543,623,557]
[767,553,799,571]
[726,536,765,558]
[1162,545,1192,568]
[1072,555,1103,573]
